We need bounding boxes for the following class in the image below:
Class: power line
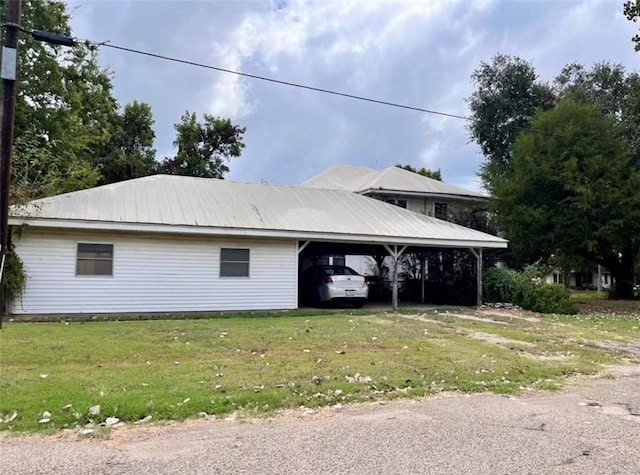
[99,43,471,121]
[3,23,579,139]
[97,42,576,139]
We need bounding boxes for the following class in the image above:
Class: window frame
[219,247,251,278]
[434,202,448,220]
[75,242,114,277]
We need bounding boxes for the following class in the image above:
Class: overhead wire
[3,23,578,139]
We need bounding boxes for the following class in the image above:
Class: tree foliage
[494,101,640,298]
[4,0,119,201]
[467,54,555,193]
[98,101,158,184]
[395,164,442,181]
[555,62,640,167]
[162,112,246,179]
[625,0,640,51]
[3,0,247,200]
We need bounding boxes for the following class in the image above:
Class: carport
[297,237,502,311]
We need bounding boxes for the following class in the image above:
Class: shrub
[3,248,27,309]
[484,267,577,314]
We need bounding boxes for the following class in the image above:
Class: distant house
[546,268,612,290]
[301,165,488,221]
[8,175,507,315]
[300,165,489,275]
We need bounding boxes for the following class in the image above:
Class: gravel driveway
[3,366,639,475]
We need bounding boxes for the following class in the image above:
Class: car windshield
[322,266,358,276]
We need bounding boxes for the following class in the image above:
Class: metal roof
[10,175,507,248]
[301,165,488,200]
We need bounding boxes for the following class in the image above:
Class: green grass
[1,309,639,433]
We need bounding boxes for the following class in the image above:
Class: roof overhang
[359,188,489,202]
[9,217,508,249]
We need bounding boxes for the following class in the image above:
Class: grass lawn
[1,308,639,433]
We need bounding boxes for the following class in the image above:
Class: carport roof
[10,175,507,248]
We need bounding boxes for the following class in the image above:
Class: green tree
[467,54,556,193]
[162,112,246,178]
[3,0,120,201]
[395,164,442,181]
[624,1,640,51]
[555,62,640,167]
[98,101,158,184]
[494,101,640,299]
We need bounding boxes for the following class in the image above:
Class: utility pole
[0,0,22,326]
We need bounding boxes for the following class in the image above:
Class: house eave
[9,217,508,249]
[359,188,489,202]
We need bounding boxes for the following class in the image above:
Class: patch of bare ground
[467,332,534,346]
[476,309,540,322]
[433,312,509,325]
[593,339,640,358]
[396,314,442,325]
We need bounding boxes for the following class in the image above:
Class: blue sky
[67,0,639,192]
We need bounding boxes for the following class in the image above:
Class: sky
[67,0,639,192]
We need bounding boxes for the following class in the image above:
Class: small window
[434,202,448,220]
[76,243,113,276]
[331,256,346,266]
[220,248,250,277]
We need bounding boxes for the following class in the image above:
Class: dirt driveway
[2,366,639,475]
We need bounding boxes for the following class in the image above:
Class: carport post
[420,253,426,303]
[470,248,483,307]
[383,244,407,312]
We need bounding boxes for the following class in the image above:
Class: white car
[300,265,368,308]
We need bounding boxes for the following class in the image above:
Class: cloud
[67,0,639,192]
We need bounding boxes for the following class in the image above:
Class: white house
[546,268,612,290]
[8,175,507,315]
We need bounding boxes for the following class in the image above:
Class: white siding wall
[12,229,298,314]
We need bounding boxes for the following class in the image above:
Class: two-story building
[301,165,488,222]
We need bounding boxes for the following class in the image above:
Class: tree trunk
[609,247,637,299]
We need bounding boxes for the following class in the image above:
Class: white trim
[9,218,508,249]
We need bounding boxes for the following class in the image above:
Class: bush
[484,267,577,314]
[1,248,27,314]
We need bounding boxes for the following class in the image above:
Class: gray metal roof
[301,165,488,200]
[10,175,506,248]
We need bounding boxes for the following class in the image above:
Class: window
[331,256,346,267]
[220,248,250,277]
[76,243,113,276]
[434,202,448,220]
[553,273,564,284]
